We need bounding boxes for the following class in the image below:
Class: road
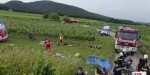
[109,31,143,71]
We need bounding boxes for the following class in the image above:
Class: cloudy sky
[0,0,150,23]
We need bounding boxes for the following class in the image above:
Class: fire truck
[115,26,139,55]
[0,22,8,42]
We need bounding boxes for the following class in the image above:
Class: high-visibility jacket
[117,56,124,67]
[141,66,150,75]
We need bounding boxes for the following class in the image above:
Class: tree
[63,15,69,19]
[43,13,49,19]
[49,12,60,21]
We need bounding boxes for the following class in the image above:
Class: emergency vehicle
[0,22,8,42]
[100,26,110,36]
[115,26,139,55]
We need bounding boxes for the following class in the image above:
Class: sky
[0,0,150,23]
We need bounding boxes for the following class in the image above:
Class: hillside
[3,1,139,25]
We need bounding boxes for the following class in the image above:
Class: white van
[101,26,110,36]
[0,22,8,42]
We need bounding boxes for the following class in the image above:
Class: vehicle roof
[118,26,138,33]
[103,26,110,29]
[0,22,5,29]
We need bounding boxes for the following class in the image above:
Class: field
[0,10,114,75]
[1,10,150,75]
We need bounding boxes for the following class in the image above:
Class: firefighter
[136,54,148,71]
[112,61,122,75]
[140,65,150,75]
[117,52,124,67]
[122,48,128,58]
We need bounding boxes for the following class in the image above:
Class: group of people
[112,48,149,75]
[74,67,108,75]
[43,33,63,56]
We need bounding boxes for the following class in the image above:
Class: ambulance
[100,26,110,36]
[0,22,8,42]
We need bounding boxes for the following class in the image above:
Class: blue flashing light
[119,28,123,30]
[0,22,3,26]
[135,30,138,33]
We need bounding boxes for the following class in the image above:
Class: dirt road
[109,31,143,71]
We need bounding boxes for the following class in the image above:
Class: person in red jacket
[44,38,51,51]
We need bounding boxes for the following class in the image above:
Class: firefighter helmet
[119,52,123,56]
[123,48,126,52]
[144,54,148,59]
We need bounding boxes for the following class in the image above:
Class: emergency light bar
[0,22,3,26]
[119,27,138,33]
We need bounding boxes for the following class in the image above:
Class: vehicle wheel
[131,51,134,56]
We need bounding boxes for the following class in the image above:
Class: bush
[43,13,49,19]
[0,47,80,75]
[0,48,55,75]
[49,13,60,21]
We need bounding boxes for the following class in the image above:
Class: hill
[2,1,140,25]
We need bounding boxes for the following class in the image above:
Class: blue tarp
[98,59,112,71]
[86,55,97,64]
[86,55,112,72]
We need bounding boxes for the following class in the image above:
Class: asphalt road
[109,31,143,72]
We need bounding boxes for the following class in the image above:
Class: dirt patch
[80,25,88,27]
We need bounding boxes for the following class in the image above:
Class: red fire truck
[0,22,8,42]
[115,26,139,55]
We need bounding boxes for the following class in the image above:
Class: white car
[101,26,110,36]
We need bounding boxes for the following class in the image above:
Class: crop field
[1,10,150,74]
[0,11,114,75]
[0,10,43,20]
[0,16,96,41]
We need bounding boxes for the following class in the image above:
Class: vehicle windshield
[102,28,109,31]
[118,32,138,39]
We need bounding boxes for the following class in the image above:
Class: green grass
[0,32,114,75]
[0,10,43,20]
[1,9,150,74]
[0,16,96,41]
[0,10,104,26]
[0,10,115,75]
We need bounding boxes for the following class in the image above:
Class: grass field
[1,10,150,74]
[0,10,114,75]
[0,33,114,75]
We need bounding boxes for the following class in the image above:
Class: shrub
[49,13,60,21]
[43,13,49,19]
